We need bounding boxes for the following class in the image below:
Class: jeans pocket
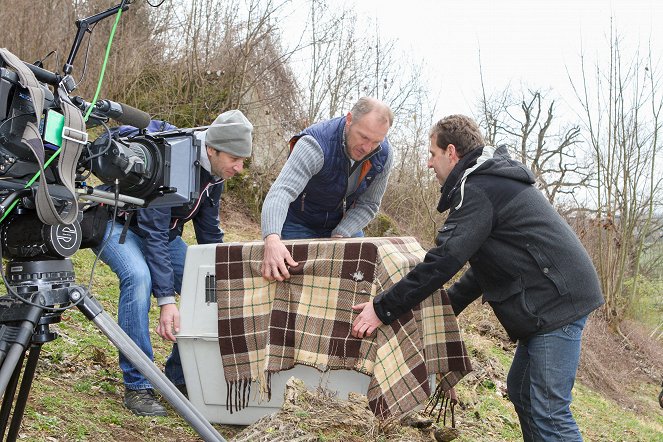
[561,316,587,339]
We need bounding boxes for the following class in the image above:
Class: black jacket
[373,146,604,340]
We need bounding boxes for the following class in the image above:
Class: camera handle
[0,260,227,442]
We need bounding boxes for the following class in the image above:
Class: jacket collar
[437,146,484,213]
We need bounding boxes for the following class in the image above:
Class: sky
[334,0,663,120]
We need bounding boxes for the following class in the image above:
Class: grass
[573,383,663,442]
[448,328,663,442]
[2,200,662,441]
[625,276,663,329]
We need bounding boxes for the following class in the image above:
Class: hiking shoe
[124,388,167,416]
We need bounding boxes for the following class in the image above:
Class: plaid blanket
[216,237,472,418]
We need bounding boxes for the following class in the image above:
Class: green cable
[84,6,124,121]
[0,7,124,223]
[0,151,62,223]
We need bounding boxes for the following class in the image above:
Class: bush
[365,212,399,237]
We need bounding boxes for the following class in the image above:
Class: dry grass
[219,191,262,242]
[579,316,663,411]
[231,377,438,442]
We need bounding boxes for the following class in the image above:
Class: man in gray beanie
[205,109,253,158]
[93,110,253,416]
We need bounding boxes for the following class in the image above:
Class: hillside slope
[8,195,663,441]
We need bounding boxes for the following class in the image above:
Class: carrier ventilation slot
[205,273,216,303]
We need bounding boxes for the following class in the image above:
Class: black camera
[0,56,202,260]
[0,4,227,440]
[85,125,202,207]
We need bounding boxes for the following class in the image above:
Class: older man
[261,97,394,281]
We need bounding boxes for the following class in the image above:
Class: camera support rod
[63,1,131,76]
[77,187,146,207]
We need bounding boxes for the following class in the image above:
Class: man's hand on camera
[157,303,179,342]
[262,234,298,281]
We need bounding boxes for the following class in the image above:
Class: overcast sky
[333,0,662,120]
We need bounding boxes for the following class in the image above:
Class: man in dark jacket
[94,110,253,416]
[260,97,394,281]
[351,115,604,441]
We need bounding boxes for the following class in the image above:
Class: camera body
[0,56,203,260]
[0,66,58,179]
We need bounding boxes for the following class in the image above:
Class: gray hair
[350,97,394,127]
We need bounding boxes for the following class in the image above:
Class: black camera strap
[0,48,85,226]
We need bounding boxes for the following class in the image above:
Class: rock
[434,427,460,442]
[400,411,434,429]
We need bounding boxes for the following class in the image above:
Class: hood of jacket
[438,145,536,213]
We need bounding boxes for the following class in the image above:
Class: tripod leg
[6,344,42,441]
[0,303,45,440]
[0,320,36,396]
[0,349,25,441]
[76,294,227,442]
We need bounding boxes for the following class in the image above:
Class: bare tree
[0,0,75,71]
[477,68,590,204]
[298,0,428,125]
[379,98,442,245]
[570,27,663,323]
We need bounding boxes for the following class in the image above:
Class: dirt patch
[220,191,262,241]
[578,316,663,411]
[457,302,663,414]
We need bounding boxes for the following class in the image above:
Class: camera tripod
[0,259,226,442]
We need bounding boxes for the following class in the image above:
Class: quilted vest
[287,116,390,229]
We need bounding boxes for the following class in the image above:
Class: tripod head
[0,259,80,351]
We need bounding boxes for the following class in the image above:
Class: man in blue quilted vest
[261,97,393,281]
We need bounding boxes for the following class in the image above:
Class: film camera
[0,2,226,440]
[0,67,203,260]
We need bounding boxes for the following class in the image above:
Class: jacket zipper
[335,159,351,214]
[170,179,224,230]
[336,145,382,214]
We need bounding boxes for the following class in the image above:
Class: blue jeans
[281,215,364,239]
[93,220,186,390]
[507,315,588,442]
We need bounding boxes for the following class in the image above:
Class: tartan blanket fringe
[226,379,252,413]
[216,237,472,418]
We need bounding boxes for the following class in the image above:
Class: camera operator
[93,110,253,416]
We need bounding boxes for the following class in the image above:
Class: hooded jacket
[373,145,604,340]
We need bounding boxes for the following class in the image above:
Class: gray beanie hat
[205,109,253,157]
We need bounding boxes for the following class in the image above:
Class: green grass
[447,332,663,442]
[625,276,663,328]
[573,383,663,442]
